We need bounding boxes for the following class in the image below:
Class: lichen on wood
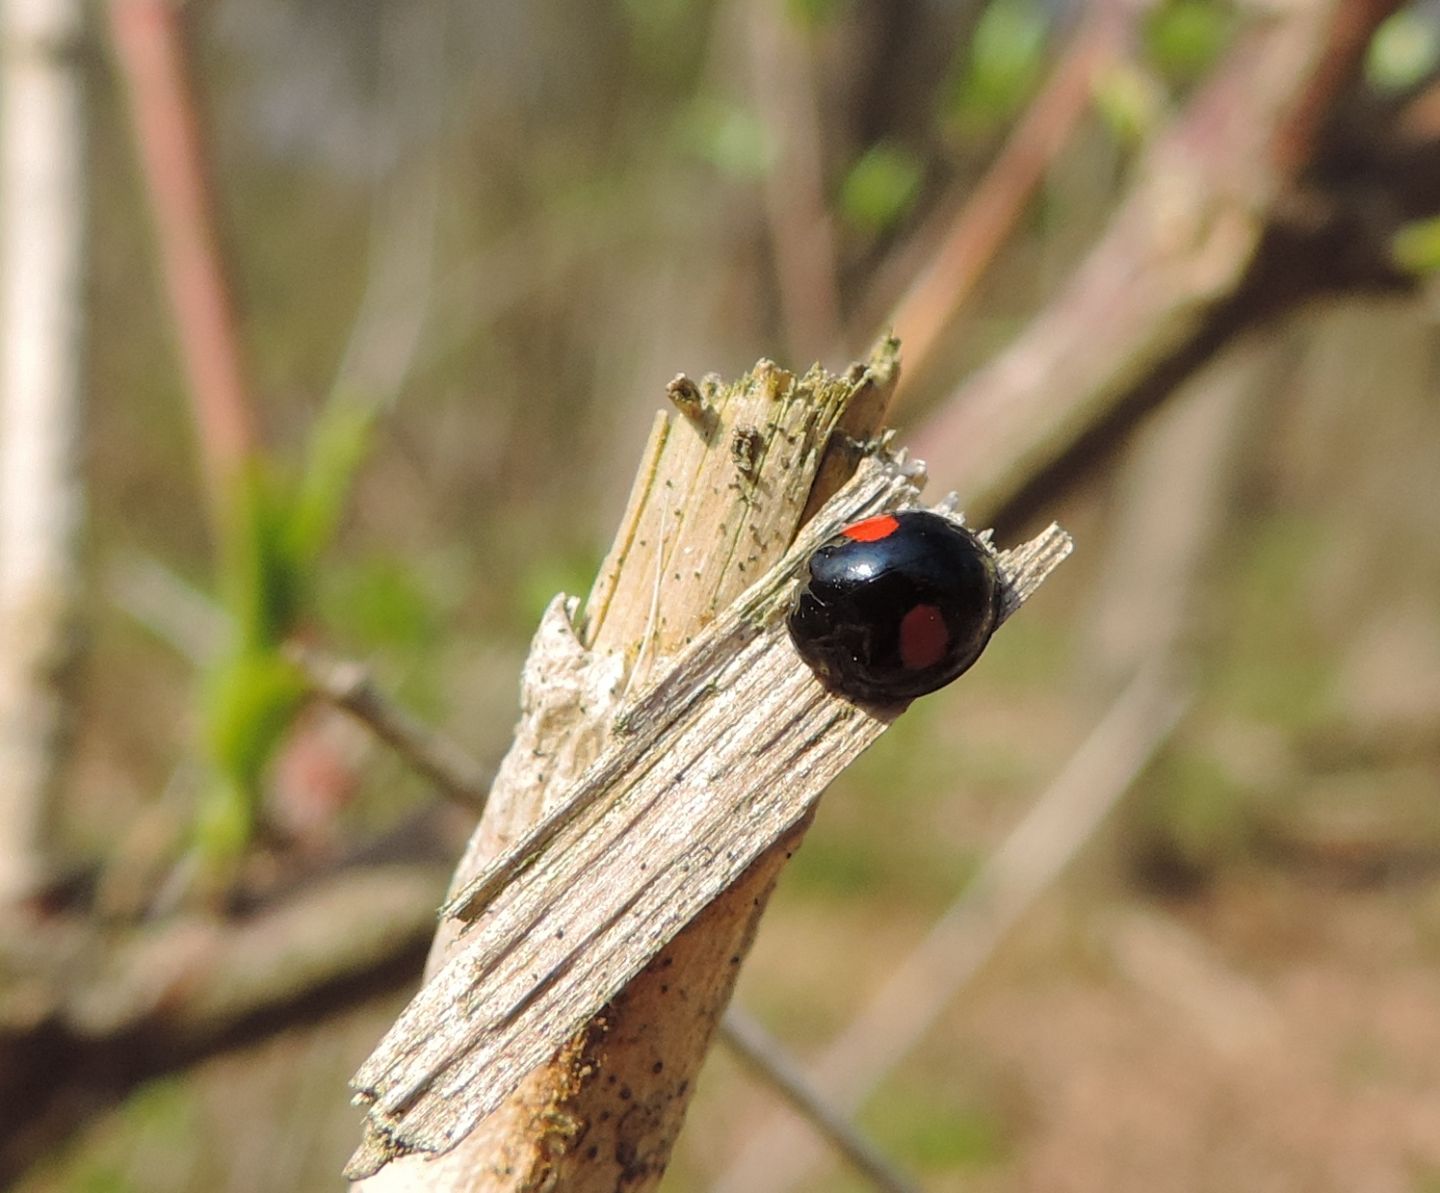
[348,340,1069,1189]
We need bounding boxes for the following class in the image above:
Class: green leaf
[839,143,923,234]
[287,397,375,565]
[195,776,258,863]
[196,397,376,859]
[213,397,374,659]
[1091,61,1166,146]
[320,553,444,652]
[1145,0,1234,86]
[197,647,306,860]
[946,0,1051,134]
[216,463,299,652]
[679,96,774,179]
[1367,9,1440,92]
[865,1083,1010,1171]
[203,649,307,794]
[786,0,849,30]
[1392,214,1440,276]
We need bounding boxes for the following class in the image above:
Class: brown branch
[910,0,1410,531]
[1272,0,1402,178]
[108,0,258,499]
[746,0,844,362]
[295,635,935,1192]
[0,859,449,1186]
[288,645,492,814]
[877,4,1133,400]
[718,1010,922,1193]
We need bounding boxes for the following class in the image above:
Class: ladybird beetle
[787,510,1001,704]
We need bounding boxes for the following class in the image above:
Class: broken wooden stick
[348,343,1068,1189]
[348,464,1068,1178]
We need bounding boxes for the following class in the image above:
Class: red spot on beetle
[841,514,900,543]
[897,603,950,670]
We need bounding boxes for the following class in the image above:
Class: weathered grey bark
[0,0,88,900]
[349,350,905,1191]
[349,346,1069,1188]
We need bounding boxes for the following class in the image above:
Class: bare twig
[110,554,490,814]
[746,0,844,363]
[876,4,1133,399]
[109,550,225,664]
[1083,340,1262,680]
[1107,909,1283,1058]
[327,3,445,412]
[109,0,258,500]
[0,861,448,1186]
[0,0,89,900]
[716,664,1190,1193]
[911,0,1408,527]
[718,1009,922,1193]
[288,645,491,814]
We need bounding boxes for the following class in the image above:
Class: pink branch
[109,0,258,495]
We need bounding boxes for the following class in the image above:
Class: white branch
[0,0,88,899]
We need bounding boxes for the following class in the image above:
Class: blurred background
[3,0,1440,1190]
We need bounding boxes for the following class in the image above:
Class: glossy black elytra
[787,509,1001,704]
